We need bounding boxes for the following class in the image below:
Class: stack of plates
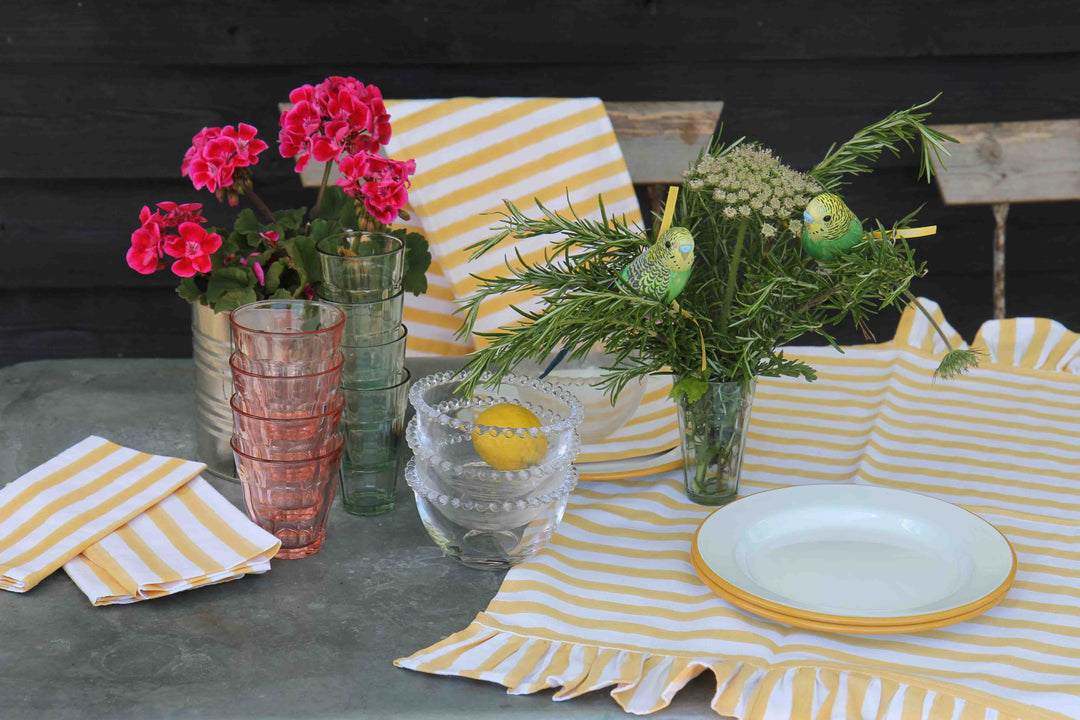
[691,484,1017,634]
[578,447,682,481]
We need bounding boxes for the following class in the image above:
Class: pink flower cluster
[181,123,268,205]
[337,154,416,225]
[279,76,391,171]
[279,76,414,225]
[126,202,222,278]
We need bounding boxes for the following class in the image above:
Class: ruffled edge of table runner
[396,617,1056,719]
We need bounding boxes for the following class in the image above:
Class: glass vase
[675,379,756,505]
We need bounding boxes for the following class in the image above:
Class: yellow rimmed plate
[691,484,1016,631]
[577,447,683,481]
[691,549,1008,634]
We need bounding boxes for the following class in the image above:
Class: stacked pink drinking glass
[228,300,347,559]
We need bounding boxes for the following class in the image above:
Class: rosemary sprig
[810,95,957,191]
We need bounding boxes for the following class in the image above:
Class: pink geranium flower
[337,153,415,224]
[163,222,223,277]
[181,124,267,193]
[126,221,164,274]
[155,201,206,227]
[221,123,269,167]
[279,76,391,171]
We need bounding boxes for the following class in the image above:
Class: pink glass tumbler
[229,300,345,375]
[230,392,345,461]
[230,352,345,417]
[232,434,345,559]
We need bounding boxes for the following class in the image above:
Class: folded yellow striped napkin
[397,299,1080,720]
[63,476,280,605]
[383,97,679,462]
[0,436,205,593]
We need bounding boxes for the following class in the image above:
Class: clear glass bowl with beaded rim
[407,370,584,496]
[405,457,578,570]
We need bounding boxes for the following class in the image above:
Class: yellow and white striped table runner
[383,97,679,463]
[63,476,280,605]
[0,436,205,593]
[397,300,1080,720]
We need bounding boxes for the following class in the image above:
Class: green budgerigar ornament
[618,226,695,307]
[801,193,864,262]
[539,226,694,379]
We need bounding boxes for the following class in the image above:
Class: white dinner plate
[694,484,1016,622]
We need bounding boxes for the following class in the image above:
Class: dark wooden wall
[3,1,1079,365]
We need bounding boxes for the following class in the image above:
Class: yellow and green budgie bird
[538,226,695,379]
[801,192,864,261]
[618,226,696,307]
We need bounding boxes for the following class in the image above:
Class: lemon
[471,403,548,471]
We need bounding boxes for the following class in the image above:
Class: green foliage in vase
[456,97,976,400]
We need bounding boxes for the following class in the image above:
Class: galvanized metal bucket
[191,302,238,482]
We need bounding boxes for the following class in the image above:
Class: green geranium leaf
[263,260,285,294]
[306,218,338,248]
[176,277,204,304]
[213,287,258,313]
[206,267,255,304]
[217,230,240,260]
[280,232,319,286]
[270,288,293,299]
[670,376,708,405]
[234,208,261,235]
[274,208,308,230]
[395,229,432,296]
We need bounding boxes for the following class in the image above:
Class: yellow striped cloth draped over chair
[396,299,1080,720]
[384,97,680,463]
[386,97,642,353]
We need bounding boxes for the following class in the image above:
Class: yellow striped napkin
[63,476,280,605]
[0,436,205,593]
[397,299,1080,720]
[383,97,679,463]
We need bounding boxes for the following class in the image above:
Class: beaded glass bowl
[406,458,578,570]
[406,371,584,569]
[407,371,584,495]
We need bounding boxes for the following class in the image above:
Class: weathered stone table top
[0,358,715,719]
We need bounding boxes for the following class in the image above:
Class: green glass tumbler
[341,326,408,389]
[317,231,403,299]
[675,379,756,506]
[317,291,405,347]
[339,369,411,516]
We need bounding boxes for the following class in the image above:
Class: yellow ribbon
[868,225,938,240]
[657,186,679,238]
